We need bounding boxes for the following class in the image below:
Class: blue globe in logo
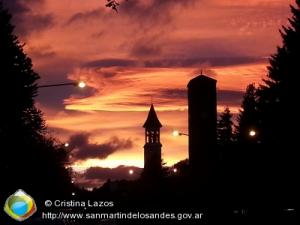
[11,201,29,216]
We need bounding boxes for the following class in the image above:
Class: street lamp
[172,130,189,136]
[37,81,86,89]
[78,81,86,88]
[249,130,256,137]
[64,142,70,148]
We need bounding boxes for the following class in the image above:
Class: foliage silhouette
[254,0,300,203]
[217,107,234,147]
[257,1,300,148]
[0,2,72,207]
[106,0,121,12]
[235,84,259,145]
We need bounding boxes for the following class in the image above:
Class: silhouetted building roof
[143,104,162,129]
[187,75,217,88]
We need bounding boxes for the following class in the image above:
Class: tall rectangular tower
[187,75,217,179]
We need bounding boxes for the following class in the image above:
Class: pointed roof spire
[143,104,162,129]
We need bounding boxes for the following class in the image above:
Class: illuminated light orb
[173,168,178,173]
[71,192,76,196]
[129,169,134,175]
[78,81,86,88]
[64,142,69,147]
[249,130,256,137]
[172,130,180,136]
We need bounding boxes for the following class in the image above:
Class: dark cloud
[120,0,195,24]
[2,0,55,36]
[83,59,138,68]
[131,42,162,58]
[18,13,54,36]
[66,0,195,25]
[143,57,264,67]
[66,0,195,30]
[35,56,84,111]
[2,0,29,14]
[129,34,269,63]
[47,126,72,138]
[84,165,142,180]
[76,165,142,188]
[38,85,97,113]
[91,30,104,38]
[65,8,105,26]
[217,90,244,106]
[68,133,134,160]
[37,85,79,111]
[121,0,196,56]
[106,88,243,109]
[83,56,264,70]
[138,88,244,106]
[130,33,164,58]
[28,45,57,59]
[109,102,150,107]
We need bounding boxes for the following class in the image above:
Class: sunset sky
[3,0,294,187]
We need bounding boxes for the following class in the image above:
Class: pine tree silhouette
[217,107,233,147]
[0,2,72,201]
[257,1,300,148]
[255,0,300,203]
[235,84,259,145]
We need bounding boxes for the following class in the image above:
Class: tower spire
[143,104,162,129]
[143,104,162,177]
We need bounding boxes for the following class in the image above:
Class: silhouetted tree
[217,107,234,146]
[105,0,120,12]
[173,159,189,176]
[257,0,300,148]
[0,2,71,200]
[254,0,300,201]
[235,84,259,145]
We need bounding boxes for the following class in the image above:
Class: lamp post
[37,81,86,189]
[172,130,189,137]
[37,81,86,89]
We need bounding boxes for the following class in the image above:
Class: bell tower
[143,104,162,176]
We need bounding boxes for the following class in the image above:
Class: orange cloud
[4,0,293,180]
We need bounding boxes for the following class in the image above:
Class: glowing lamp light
[172,130,180,137]
[285,208,295,212]
[249,130,256,137]
[72,192,76,196]
[78,81,86,88]
[129,169,134,175]
[64,142,69,147]
[173,168,178,173]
